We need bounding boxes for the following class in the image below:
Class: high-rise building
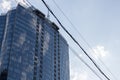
[0,4,69,80]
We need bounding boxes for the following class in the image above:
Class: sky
[0,0,120,80]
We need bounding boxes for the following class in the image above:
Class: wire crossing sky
[0,0,120,80]
[51,0,118,80]
[40,0,110,79]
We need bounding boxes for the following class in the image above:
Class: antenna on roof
[47,9,50,20]
[46,4,50,20]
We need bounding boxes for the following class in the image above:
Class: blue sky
[0,0,120,80]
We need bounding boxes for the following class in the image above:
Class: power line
[41,0,110,80]
[25,0,32,6]
[98,59,118,80]
[69,46,103,80]
[26,0,110,80]
[50,0,118,80]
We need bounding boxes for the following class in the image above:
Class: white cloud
[90,45,109,59]
[0,0,27,13]
[0,0,12,12]
[70,69,88,80]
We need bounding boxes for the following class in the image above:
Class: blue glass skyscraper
[0,4,69,80]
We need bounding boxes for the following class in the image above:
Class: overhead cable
[69,46,103,80]
[51,0,117,80]
[41,0,110,80]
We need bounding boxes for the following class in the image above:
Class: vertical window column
[39,23,44,80]
[54,32,57,80]
[58,35,60,80]
[33,19,39,80]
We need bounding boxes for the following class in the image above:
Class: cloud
[70,69,88,80]
[0,0,12,12]
[0,0,27,13]
[90,45,109,59]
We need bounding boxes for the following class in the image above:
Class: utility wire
[98,59,118,80]
[26,0,112,79]
[69,46,103,80]
[25,0,32,6]
[41,0,110,80]
[51,0,117,80]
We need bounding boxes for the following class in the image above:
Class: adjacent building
[0,4,69,80]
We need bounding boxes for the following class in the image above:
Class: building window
[54,61,56,64]
[36,25,39,28]
[40,74,42,78]
[54,57,56,60]
[58,76,60,80]
[40,70,42,73]
[0,69,8,80]
[36,28,39,32]
[33,76,36,80]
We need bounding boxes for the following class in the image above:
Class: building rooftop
[0,3,59,31]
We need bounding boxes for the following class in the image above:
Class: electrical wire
[41,0,110,80]
[69,46,103,80]
[50,0,118,80]
[98,59,118,80]
[23,0,112,79]
[25,0,32,6]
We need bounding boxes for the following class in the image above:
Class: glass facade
[0,4,69,80]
